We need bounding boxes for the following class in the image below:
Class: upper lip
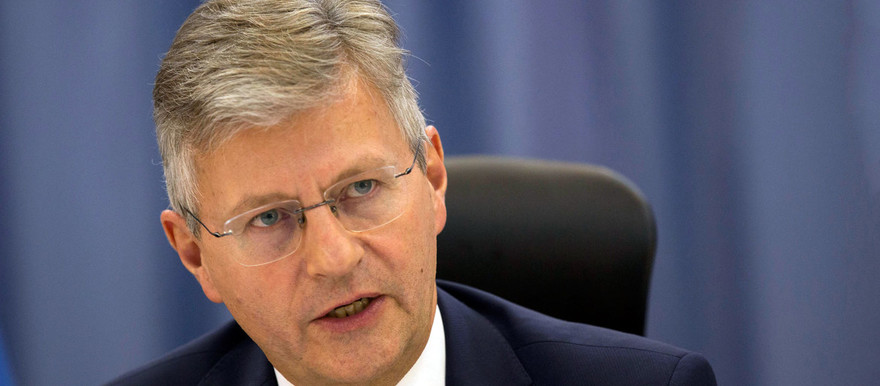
[316,293,379,319]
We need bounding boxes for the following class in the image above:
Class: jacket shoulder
[437,280,716,385]
[104,321,264,385]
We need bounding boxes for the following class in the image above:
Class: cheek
[214,266,307,348]
[387,196,437,263]
[205,254,298,316]
[385,194,439,290]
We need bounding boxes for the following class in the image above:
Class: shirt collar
[274,305,445,386]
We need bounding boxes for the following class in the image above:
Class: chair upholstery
[436,157,656,335]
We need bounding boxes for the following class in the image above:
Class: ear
[160,209,223,303]
[423,126,447,235]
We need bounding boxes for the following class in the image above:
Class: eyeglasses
[185,145,422,267]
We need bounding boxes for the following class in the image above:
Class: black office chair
[436,157,656,336]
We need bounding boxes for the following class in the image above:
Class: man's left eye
[348,180,375,197]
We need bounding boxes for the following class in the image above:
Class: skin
[160,79,448,385]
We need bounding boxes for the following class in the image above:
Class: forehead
[193,82,409,217]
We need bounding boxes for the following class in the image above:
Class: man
[110,0,716,384]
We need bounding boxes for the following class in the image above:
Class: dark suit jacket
[108,280,716,385]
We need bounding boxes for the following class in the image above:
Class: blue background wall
[1,1,878,385]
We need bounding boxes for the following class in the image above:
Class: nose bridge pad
[297,199,340,228]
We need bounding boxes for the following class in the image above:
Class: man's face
[161,81,447,384]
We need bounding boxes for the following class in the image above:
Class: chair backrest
[436,157,656,335]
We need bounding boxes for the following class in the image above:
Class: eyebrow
[222,154,395,220]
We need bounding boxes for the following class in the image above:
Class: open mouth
[325,297,373,318]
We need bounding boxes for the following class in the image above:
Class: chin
[292,334,416,385]
[298,357,405,385]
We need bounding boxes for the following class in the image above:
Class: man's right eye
[249,209,286,228]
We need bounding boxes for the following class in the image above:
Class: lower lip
[314,295,385,334]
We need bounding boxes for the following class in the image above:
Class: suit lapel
[438,287,531,385]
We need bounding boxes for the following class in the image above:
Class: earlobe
[423,126,447,234]
[160,209,223,303]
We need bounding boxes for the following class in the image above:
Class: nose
[300,204,364,278]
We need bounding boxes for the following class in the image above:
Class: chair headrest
[436,156,656,335]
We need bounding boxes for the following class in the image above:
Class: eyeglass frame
[183,142,423,243]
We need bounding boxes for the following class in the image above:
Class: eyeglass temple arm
[183,208,233,238]
[394,142,422,178]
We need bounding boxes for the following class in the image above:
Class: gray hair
[154,0,427,235]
